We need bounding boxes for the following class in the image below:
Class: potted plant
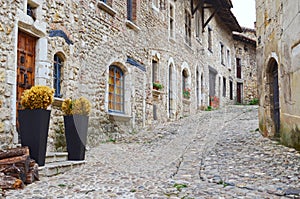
[18,85,54,166]
[183,88,191,99]
[62,97,91,160]
[153,81,163,90]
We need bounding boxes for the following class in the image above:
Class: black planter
[64,115,89,160]
[18,109,51,166]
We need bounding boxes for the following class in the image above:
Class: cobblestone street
[4,106,300,199]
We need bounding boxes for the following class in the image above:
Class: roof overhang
[191,0,242,32]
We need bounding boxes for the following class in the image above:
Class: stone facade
[233,28,257,104]
[256,0,300,149]
[0,0,256,151]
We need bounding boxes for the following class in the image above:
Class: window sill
[52,97,64,108]
[184,42,193,51]
[126,20,140,31]
[196,37,202,44]
[169,37,176,43]
[152,89,164,97]
[183,98,191,104]
[108,112,132,122]
[97,2,117,16]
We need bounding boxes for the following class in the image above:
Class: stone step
[45,152,68,163]
[39,160,86,177]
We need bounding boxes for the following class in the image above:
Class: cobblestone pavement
[4,105,300,199]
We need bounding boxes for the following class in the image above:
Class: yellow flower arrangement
[61,98,73,115]
[61,97,91,116]
[20,85,54,109]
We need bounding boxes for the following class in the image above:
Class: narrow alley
[4,106,300,198]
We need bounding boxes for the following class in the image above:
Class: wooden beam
[191,0,204,15]
[202,6,221,32]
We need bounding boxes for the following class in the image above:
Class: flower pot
[18,109,51,166]
[64,115,89,160]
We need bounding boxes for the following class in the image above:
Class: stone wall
[0,0,257,151]
[0,1,19,149]
[233,29,257,104]
[256,0,300,150]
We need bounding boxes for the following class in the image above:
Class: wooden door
[237,83,242,104]
[17,32,36,130]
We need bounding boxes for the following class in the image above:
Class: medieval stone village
[0,0,299,198]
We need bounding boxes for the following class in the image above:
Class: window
[185,10,192,46]
[223,77,226,97]
[182,69,190,98]
[195,10,201,39]
[53,54,63,98]
[229,80,233,100]
[109,66,124,113]
[220,43,224,65]
[182,70,188,91]
[169,3,175,39]
[152,60,158,83]
[127,0,137,22]
[208,27,212,52]
[236,58,242,78]
[227,49,231,68]
[27,4,36,20]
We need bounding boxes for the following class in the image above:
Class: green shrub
[249,98,259,105]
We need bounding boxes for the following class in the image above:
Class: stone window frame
[169,1,176,41]
[185,9,192,47]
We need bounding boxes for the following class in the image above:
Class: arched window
[182,69,190,99]
[54,54,63,98]
[108,66,124,113]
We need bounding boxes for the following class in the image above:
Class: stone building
[256,0,300,149]
[233,28,257,104]
[0,0,256,151]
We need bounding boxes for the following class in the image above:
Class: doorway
[237,83,243,104]
[268,59,280,137]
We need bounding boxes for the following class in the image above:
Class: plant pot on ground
[62,97,91,160]
[18,85,54,166]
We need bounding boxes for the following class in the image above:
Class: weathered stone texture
[0,0,257,151]
[257,0,300,149]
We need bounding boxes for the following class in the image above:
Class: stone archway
[267,58,280,137]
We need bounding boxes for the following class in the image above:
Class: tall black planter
[18,109,51,166]
[64,115,89,160]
